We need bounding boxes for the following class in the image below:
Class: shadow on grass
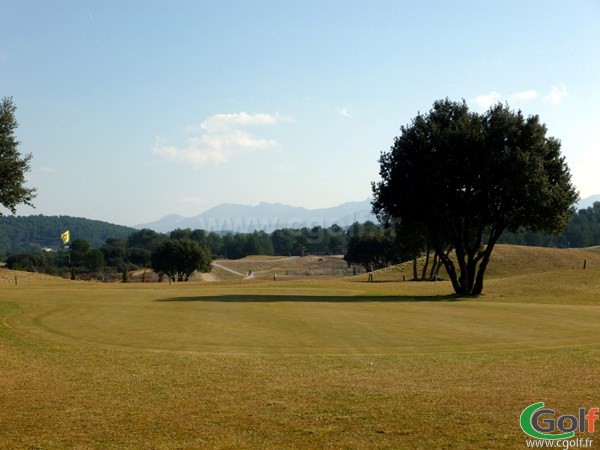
[157,294,461,303]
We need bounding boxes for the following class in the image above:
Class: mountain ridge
[578,195,600,210]
[136,199,376,233]
[135,194,600,234]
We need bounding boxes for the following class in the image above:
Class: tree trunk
[429,252,445,281]
[472,261,487,295]
[431,222,503,296]
[437,250,461,294]
[437,247,479,296]
[420,246,430,281]
[471,233,502,295]
[412,256,418,280]
[428,253,438,280]
[435,247,450,279]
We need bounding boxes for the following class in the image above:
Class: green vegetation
[1,246,599,448]
[151,238,212,282]
[500,201,600,248]
[4,204,600,268]
[343,221,401,272]
[7,212,600,285]
[373,99,578,296]
[0,97,36,215]
[0,214,136,256]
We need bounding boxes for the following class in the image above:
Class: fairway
[6,282,600,355]
[2,260,600,449]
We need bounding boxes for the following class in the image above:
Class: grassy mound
[0,268,71,286]
[369,244,600,282]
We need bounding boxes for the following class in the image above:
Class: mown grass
[1,246,600,448]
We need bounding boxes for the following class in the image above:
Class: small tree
[101,237,127,269]
[69,238,91,268]
[151,239,212,282]
[344,226,401,273]
[0,97,36,214]
[372,99,578,296]
[85,248,105,273]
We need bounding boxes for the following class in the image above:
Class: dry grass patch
[0,268,71,286]
[214,255,351,278]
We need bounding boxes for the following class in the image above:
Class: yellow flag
[61,230,70,245]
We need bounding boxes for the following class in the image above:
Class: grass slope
[1,245,599,448]
[372,244,600,282]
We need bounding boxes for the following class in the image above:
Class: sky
[1,0,599,226]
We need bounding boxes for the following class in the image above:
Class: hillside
[0,215,137,256]
[363,244,600,282]
[0,267,72,286]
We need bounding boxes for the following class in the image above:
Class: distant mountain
[0,215,137,256]
[577,195,600,210]
[136,200,376,233]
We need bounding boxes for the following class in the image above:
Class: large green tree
[372,99,578,296]
[151,238,212,282]
[0,97,36,214]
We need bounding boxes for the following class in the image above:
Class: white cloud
[154,112,281,168]
[474,86,562,110]
[474,91,502,110]
[508,89,538,104]
[544,84,568,104]
[200,129,276,151]
[336,107,352,118]
[199,112,280,132]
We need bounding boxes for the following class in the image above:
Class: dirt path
[211,262,255,279]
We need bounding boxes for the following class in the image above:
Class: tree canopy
[372,98,578,296]
[0,97,36,214]
[150,238,212,282]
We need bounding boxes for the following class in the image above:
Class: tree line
[4,224,370,279]
[3,201,599,265]
[5,200,600,281]
[498,201,600,248]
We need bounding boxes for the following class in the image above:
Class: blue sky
[2,0,599,226]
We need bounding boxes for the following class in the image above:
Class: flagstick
[61,230,72,301]
[68,247,72,301]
